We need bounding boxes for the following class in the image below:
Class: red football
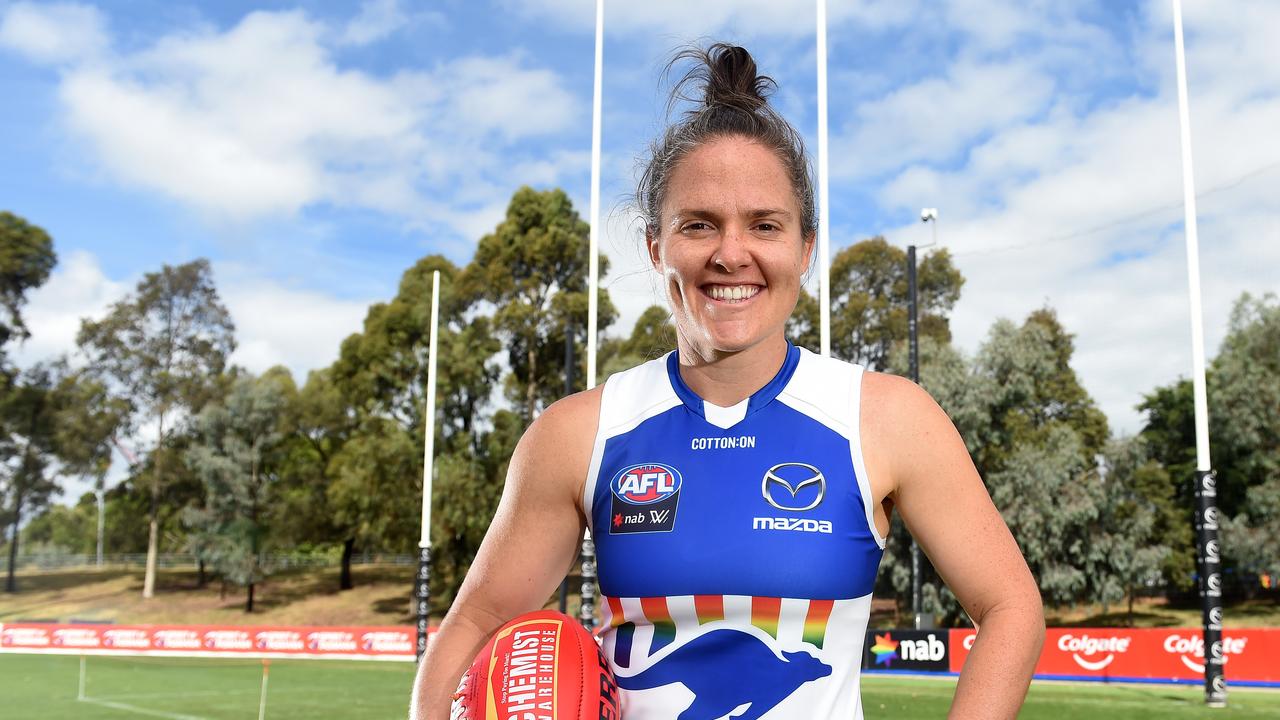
[450,610,619,720]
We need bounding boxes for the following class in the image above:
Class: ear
[800,230,816,274]
[646,226,663,271]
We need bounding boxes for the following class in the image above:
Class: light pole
[909,208,938,630]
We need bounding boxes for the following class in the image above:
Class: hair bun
[667,42,776,116]
[705,44,772,111]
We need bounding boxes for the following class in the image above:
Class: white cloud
[0,1,107,65]
[833,60,1056,180]
[14,250,371,395]
[9,5,579,239]
[509,0,818,37]
[13,250,125,368]
[338,0,408,46]
[216,264,371,382]
[845,0,1280,433]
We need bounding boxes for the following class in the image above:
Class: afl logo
[612,463,682,505]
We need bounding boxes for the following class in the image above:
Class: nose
[711,225,751,272]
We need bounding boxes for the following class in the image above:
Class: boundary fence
[2,552,417,572]
[3,622,1278,687]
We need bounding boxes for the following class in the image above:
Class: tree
[51,370,127,565]
[795,237,964,370]
[879,308,1113,617]
[77,259,235,598]
[273,368,357,589]
[460,186,616,423]
[2,364,60,592]
[185,369,292,612]
[1095,436,1175,623]
[0,211,57,360]
[1140,293,1280,587]
[326,253,522,601]
[599,305,676,380]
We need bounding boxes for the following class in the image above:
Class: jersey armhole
[582,380,612,536]
[850,365,888,549]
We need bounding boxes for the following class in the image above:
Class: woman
[412,44,1043,719]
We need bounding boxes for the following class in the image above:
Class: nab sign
[862,630,950,672]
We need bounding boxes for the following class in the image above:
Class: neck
[674,333,790,407]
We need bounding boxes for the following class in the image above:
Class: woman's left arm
[863,372,1044,719]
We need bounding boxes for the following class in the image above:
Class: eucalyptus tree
[2,363,59,592]
[185,369,292,612]
[77,259,235,598]
[0,211,57,365]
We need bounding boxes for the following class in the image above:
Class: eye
[754,221,781,233]
[681,221,713,234]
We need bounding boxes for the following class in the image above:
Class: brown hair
[637,43,816,239]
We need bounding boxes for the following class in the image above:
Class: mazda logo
[762,462,825,512]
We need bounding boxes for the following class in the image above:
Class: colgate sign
[1162,633,1248,673]
[1057,633,1131,670]
[947,627,1280,685]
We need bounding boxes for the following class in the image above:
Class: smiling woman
[412,43,1044,720]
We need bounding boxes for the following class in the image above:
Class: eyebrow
[670,208,795,220]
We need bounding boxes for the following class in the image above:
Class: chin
[696,325,774,355]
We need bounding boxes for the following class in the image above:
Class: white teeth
[709,285,759,302]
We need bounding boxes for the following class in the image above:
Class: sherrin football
[450,610,619,720]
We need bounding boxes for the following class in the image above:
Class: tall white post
[1173,0,1211,473]
[416,270,441,660]
[1172,0,1225,707]
[587,0,604,389]
[579,0,606,631]
[816,0,832,356]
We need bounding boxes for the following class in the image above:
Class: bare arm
[408,391,598,720]
[863,373,1044,719]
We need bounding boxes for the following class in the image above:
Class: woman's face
[648,135,813,357]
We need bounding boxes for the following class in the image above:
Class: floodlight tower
[909,207,938,630]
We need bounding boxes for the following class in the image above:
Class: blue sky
[3,0,1278,493]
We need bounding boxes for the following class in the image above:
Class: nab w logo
[609,463,682,535]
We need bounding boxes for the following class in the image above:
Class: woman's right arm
[408,390,599,720]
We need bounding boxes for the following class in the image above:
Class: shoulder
[861,369,952,440]
[859,370,957,489]
[507,386,603,513]
[860,370,938,420]
[520,385,603,457]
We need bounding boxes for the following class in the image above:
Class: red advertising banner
[0,622,429,661]
[949,627,1280,685]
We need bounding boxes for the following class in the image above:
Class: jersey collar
[665,342,801,430]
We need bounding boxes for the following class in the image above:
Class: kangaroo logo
[615,629,831,719]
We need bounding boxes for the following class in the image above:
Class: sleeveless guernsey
[585,344,886,719]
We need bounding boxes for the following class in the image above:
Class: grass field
[3,653,1276,719]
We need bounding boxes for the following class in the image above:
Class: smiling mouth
[703,284,762,303]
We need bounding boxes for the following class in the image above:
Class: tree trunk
[4,490,21,593]
[143,513,159,598]
[340,537,355,591]
[143,415,166,599]
[197,559,206,589]
[1127,584,1135,627]
[246,582,255,613]
[526,342,537,422]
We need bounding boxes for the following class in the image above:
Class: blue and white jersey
[585,344,886,719]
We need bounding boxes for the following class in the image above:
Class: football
[450,610,619,720]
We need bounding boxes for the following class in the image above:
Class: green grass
[864,674,1278,719]
[2,653,417,719]
[2,654,1276,719]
